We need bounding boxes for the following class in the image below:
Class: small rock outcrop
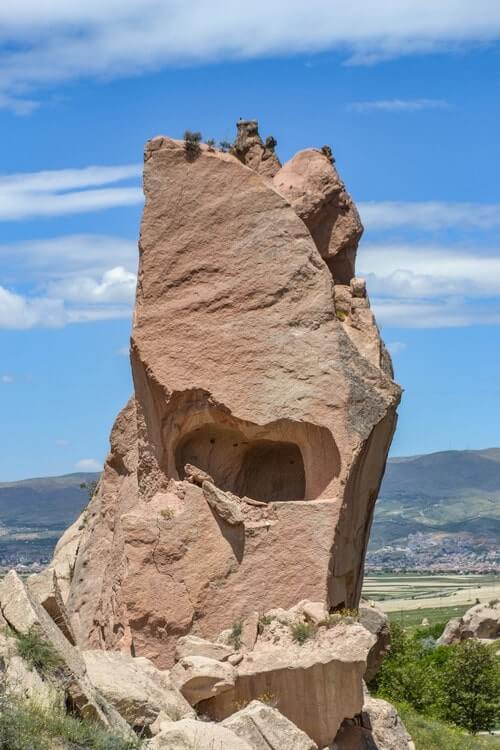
[61,121,400,670]
[358,601,391,683]
[438,600,500,645]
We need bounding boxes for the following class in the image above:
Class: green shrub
[264,135,277,151]
[228,621,242,649]
[184,130,202,159]
[290,621,314,645]
[438,640,500,734]
[13,628,63,675]
[371,623,500,734]
[0,694,140,750]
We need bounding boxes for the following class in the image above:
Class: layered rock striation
[65,121,401,667]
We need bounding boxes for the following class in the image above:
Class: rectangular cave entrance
[175,423,306,503]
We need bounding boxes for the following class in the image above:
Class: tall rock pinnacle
[65,122,401,667]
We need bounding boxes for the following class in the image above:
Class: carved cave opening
[175,423,306,503]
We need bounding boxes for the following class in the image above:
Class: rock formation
[438,600,500,645]
[61,120,400,670]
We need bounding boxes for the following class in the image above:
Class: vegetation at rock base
[370,622,500,734]
[0,693,140,750]
[13,627,63,676]
[398,702,500,750]
[290,621,315,644]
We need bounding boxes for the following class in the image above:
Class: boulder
[222,699,318,749]
[302,601,329,625]
[148,718,252,749]
[438,601,500,644]
[202,481,244,526]
[358,602,391,682]
[0,630,62,711]
[362,697,415,750]
[171,655,237,705]
[64,121,400,667]
[82,650,194,730]
[199,617,376,748]
[332,697,414,750]
[27,567,75,644]
[0,571,133,739]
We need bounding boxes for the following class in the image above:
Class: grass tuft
[13,628,63,675]
[290,621,315,645]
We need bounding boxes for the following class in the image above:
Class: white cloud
[0,165,142,220]
[0,234,137,329]
[349,98,450,113]
[0,285,66,328]
[386,341,407,355]
[359,201,500,231]
[372,298,500,328]
[1,1,500,110]
[117,345,130,357]
[55,439,69,447]
[47,266,137,304]
[359,244,500,299]
[1,374,15,383]
[359,243,500,328]
[76,458,102,471]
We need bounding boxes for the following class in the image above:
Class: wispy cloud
[359,201,500,231]
[387,341,407,355]
[349,98,450,113]
[1,374,15,383]
[359,243,500,328]
[1,2,500,111]
[0,165,142,220]
[76,458,102,472]
[0,234,136,329]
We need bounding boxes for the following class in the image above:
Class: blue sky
[0,1,499,480]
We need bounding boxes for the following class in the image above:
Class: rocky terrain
[1,121,407,748]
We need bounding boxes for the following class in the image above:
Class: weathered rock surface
[332,697,414,750]
[82,650,194,730]
[27,567,75,644]
[358,601,391,682]
[0,571,132,738]
[64,121,400,668]
[171,655,237,704]
[438,601,500,644]
[0,629,62,710]
[199,612,376,748]
[148,718,253,749]
[222,700,318,749]
[175,635,234,662]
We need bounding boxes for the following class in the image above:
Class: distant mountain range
[1,448,499,569]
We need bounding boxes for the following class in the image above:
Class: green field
[363,572,500,601]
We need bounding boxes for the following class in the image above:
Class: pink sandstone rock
[65,122,400,668]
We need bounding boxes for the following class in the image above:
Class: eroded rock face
[65,121,400,668]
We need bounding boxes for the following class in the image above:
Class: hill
[1,448,499,571]
[368,448,500,571]
[0,473,99,567]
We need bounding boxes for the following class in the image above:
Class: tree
[438,640,500,734]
